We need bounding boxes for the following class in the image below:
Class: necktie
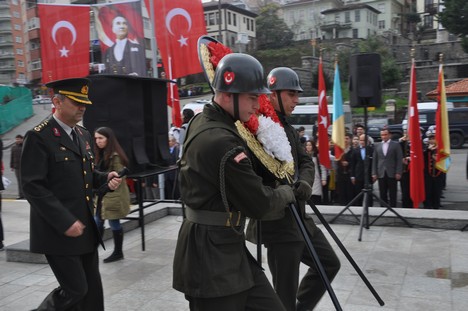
[71,129,79,147]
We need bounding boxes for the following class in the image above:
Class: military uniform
[423,145,444,209]
[21,78,107,311]
[173,103,292,311]
[400,137,413,208]
[246,113,340,311]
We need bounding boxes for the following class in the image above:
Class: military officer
[423,126,444,209]
[173,54,296,311]
[247,67,341,311]
[21,78,122,311]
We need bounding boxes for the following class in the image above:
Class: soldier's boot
[103,229,124,263]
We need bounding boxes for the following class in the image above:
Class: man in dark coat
[21,78,122,311]
[246,67,340,311]
[173,54,296,311]
[351,134,374,206]
[10,134,23,199]
[105,16,146,76]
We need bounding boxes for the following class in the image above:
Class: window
[30,60,41,70]
[30,41,40,50]
[28,17,40,30]
[143,18,151,30]
[233,13,236,26]
[345,12,350,23]
[209,13,215,26]
[378,4,385,13]
[12,0,19,4]
[18,60,24,67]
[424,15,433,28]
[16,48,23,55]
[13,11,20,18]
[353,29,358,38]
[15,36,22,43]
[228,12,231,25]
[251,20,254,32]
[378,20,385,29]
[335,14,340,22]
[355,10,360,22]
[14,24,21,30]
[246,18,250,31]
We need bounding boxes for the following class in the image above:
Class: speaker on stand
[330,53,411,241]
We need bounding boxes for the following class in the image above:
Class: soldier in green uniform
[173,54,297,311]
[247,67,341,311]
[21,78,122,311]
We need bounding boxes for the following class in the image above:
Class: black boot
[103,229,124,263]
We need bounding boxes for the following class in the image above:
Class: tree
[438,0,468,52]
[256,4,294,50]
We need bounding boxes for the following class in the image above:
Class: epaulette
[76,123,87,130]
[33,119,50,132]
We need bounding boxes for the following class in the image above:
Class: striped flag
[435,63,451,172]
[408,59,425,208]
[332,62,345,160]
[318,56,331,168]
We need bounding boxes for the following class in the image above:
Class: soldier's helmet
[267,67,303,92]
[212,53,270,94]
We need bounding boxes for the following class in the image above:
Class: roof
[203,1,258,18]
[426,78,468,98]
[322,3,381,14]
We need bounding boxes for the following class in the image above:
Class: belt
[185,207,245,227]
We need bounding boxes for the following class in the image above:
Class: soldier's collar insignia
[53,127,61,137]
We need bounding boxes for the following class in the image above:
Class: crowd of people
[296,123,446,209]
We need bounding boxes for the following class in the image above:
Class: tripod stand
[329,106,412,241]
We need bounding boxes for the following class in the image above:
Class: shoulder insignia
[234,152,247,163]
[33,120,49,132]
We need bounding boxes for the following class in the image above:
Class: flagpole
[149,0,159,78]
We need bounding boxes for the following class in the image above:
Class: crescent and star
[165,8,192,47]
[51,21,77,57]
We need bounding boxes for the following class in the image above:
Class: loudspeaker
[349,53,382,108]
[84,74,171,173]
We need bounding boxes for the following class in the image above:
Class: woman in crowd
[305,140,327,205]
[94,127,130,263]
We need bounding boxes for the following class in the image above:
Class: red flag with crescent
[38,4,90,83]
[318,57,331,169]
[146,0,206,78]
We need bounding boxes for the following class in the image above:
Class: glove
[293,180,312,201]
[262,185,295,221]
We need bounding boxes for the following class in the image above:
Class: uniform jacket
[105,41,146,76]
[372,139,403,178]
[99,154,130,220]
[246,113,315,244]
[173,103,294,298]
[21,117,107,255]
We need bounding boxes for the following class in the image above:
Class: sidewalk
[1,199,468,310]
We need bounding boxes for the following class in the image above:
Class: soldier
[423,126,444,209]
[173,54,296,311]
[399,125,413,208]
[21,78,122,311]
[247,67,340,311]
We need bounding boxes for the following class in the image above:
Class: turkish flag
[168,81,182,128]
[146,0,206,78]
[318,57,331,169]
[408,60,425,208]
[38,4,90,83]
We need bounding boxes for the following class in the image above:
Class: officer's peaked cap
[46,78,92,105]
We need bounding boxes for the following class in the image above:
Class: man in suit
[21,78,122,311]
[351,134,374,206]
[372,128,403,207]
[165,135,179,199]
[105,16,146,76]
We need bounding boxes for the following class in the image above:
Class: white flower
[256,115,293,163]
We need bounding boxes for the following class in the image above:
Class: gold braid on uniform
[235,121,294,183]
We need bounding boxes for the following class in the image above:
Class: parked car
[32,95,52,105]
[366,118,390,142]
[387,107,468,148]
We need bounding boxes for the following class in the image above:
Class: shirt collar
[53,115,73,137]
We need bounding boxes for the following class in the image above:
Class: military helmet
[267,67,303,92]
[212,53,270,94]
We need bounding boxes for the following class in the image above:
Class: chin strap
[276,90,286,115]
[233,93,240,121]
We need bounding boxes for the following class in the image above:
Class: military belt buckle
[226,211,242,227]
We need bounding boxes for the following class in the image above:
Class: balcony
[0,64,15,71]
[425,3,438,15]
[0,53,14,60]
[28,28,40,40]
[320,20,352,31]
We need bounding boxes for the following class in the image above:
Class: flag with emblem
[408,59,425,208]
[318,56,331,168]
[38,4,90,83]
[435,62,451,172]
[146,0,206,78]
